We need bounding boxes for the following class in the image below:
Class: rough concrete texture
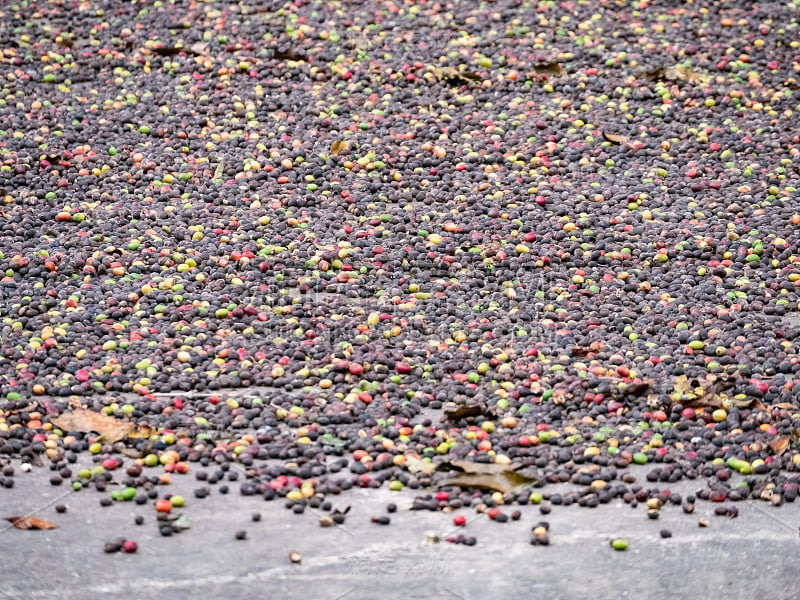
[2,462,799,600]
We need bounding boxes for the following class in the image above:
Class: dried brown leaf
[273,48,307,61]
[4,400,38,415]
[434,66,482,84]
[404,456,436,475]
[444,401,492,421]
[189,42,209,55]
[437,460,537,494]
[151,46,186,57]
[330,140,349,156]
[147,43,207,57]
[620,381,652,397]
[671,374,758,410]
[127,424,156,439]
[533,62,565,76]
[770,437,791,455]
[646,65,707,85]
[602,131,629,145]
[119,447,146,459]
[51,409,136,443]
[5,516,58,530]
[770,402,798,411]
[704,373,741,395]
[672,374,696,396]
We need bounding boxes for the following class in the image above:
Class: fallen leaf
[532,62,565,76]
[189,42,209,56]
[433,66,482,84]
[602,131,629,145]
[119,446,147,459]
[273,48,307,61]
[443,400,493,421]
[645,65,708,85]
[128,424,155,439]
[5,516,58,530]
[672,374,696,396]
[3,400,39,415]
[770,437,791,455]
[404,456,436,475]
[620,380,652,397]
[770,402,799,411]
[151,45,187,57]
[437,460,537,494]
[330,140,349,156]
[670,374,758,410]
[704,373,742,395]
[51,409,149,443]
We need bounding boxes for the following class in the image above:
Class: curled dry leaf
[6,516,58,530]
[150,45,186,57]
[769,437,791,456]
[2,400,39,415]
[273,48,307,61]
[330,140,349,156]
[619,380,652,397]
[404,456,436,475]
[437,460,537,494]
[189,42,209,56]
[602,131,629,145]
[147,42,208,56]
[444,400,493,421]
[51,409,153,444]
[645,65,708,85]
[670,374,759,410]
[769,402,798,411]
[433,66,482,84]
[532,62,565,76]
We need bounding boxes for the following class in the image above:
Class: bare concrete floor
[2,460,799,600]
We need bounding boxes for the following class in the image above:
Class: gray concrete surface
[2,460,800,600]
